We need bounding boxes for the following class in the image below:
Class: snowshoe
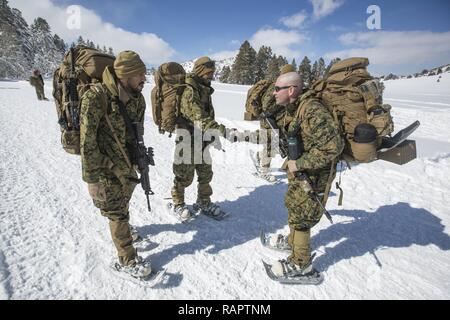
[262,255,323,285]
[249,150,281,184]
[110,256,165,285]
[193,202,230,221]
[260,230,291,253]
[167,203,196,223]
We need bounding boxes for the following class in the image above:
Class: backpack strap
[91,84,132,169]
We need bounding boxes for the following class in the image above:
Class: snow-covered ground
[0,73,449,300]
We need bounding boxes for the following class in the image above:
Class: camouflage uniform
[284,92,344,266]
[259,97,298,162]
[80,65,145,266]
[29,74,46,100]
[257,64,297,170]
[171,72,226,207]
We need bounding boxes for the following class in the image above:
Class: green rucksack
[53,45,115,155]
[244,80,275,121]
[311,57,394,163]
[151,62,187,135]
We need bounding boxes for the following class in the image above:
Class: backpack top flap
[328,57,369,76]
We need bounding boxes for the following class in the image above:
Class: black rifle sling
[114,97,139,143]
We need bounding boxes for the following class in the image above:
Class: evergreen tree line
[219,40,341,89]
[74,36,115,56]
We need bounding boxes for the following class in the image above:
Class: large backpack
[244,80,274,121]
[53,45,115,155]
[150,62,187,135]
[309,57,394,163]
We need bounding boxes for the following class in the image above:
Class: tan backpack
[244,80,274,121]
[53,45,115,155]
[311,57,394,163]
[150,62,187,135]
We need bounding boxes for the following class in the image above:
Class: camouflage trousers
[35,86,46,100]
[284,167,335,266]
[89,176,138,266]
[172,144,213,206]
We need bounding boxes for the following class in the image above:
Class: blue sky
[10,0,450,75]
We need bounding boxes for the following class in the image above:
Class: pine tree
[29,17,64,77]
[317,57,326,80]
[77,36,85,45]
[219,66,231,83]
[325,57,341,76]
[298,56,312,88]
[255,46,272,82]
[277,55,288,70]
[230,40,257,85]
[265,54,280,81]
[31,17,50,33]
[291,58,297,71]
[311,60,319,84]
[103,45,108,54]
[108,47,115,56]
[53,34,66,53]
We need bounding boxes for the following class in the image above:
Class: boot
[172,204,194,222]
[113,256,152,279]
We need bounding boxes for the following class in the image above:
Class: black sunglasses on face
[274,85,298,92]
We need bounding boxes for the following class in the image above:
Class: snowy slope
[0,74,449,300]
[181,57,235,81]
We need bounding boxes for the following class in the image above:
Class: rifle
[287,122,333,224]
[67,47,80,130]
[115,97,155,212]
[268,116,334,225]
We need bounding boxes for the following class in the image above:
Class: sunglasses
[274,85,298,92]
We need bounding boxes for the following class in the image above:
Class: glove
[287,160,299,173]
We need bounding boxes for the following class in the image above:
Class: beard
[128,80,145,94]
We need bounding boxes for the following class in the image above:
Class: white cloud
[250,28,307,60]
[326,24,346,32]
[230,40,241,46]
[280,10,308,29]
[325,31,450,68]
[9,0,175,65]
[309,0,345,20]
[209,50,238,61]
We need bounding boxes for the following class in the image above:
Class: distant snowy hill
[382,63,450,81]
[181,56,235,80]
